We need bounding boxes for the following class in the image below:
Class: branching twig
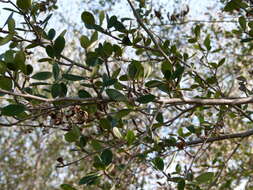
[182,129,253,147]
[126,0,172,63]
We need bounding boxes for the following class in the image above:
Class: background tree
[1,0,253,189]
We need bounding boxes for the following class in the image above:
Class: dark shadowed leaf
[195,172,214,184]
[48,29,56,40]
[137,94,156,104]
[60,184,77,190]
[145,80,163,88]
[16,0,32,10]
[0,34,13,46]
[239,16,246,30]
[177,179,185,190]
[79,173,100,185]
[78,90,91,98]
[51,83,67,98]
[81,11,95,26]
[106,89,127,102]
[152,157,164,171]
[54,36,65,56]
[1,104,26,116]
[0,76,12,91]
[32,72,52,80]
[99,118,111,130]
[46,45,55,58]
[64,126,80,143]
[115,109,131,119]
[122,36,132,45]
[101,149,113,165]
[62,74,86,81]
[53,63,60,80]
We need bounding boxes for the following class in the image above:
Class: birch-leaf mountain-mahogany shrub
[1,0,253,189]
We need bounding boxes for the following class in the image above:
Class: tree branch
[184,129,253,147]
[2,88,253,106]
[158,96,253,105]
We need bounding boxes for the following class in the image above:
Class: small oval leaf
[32,72,52,80]
[1,104,26,116]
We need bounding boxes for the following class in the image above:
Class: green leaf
[0,34,13,46]
[1,104,26,116]
[54,36,65,57]
[122,36,132,46]
[108,15,117,28]
[99,118,111,130]
[0,61,7,74]
[218,58,226,67]
[156,112,164,123]
[64,126,80,143]
[136,94,156,104]
[8,18,15,33]
[78,135,88,148]
[186,125,195,133]
[32,72,52,80]
[38,58,52,62]
[5,50,14,64]
[239,16,246,30]
[152,157,164,171]
[224,0,248,12]
[195,172,214,184]
[93,155,105,170]
[51,83,67,98]
[206,76,217,85]
[79,174,100,185]
[99,11,105,25]
[145,80,163,88]
[78,90,91,98]
[59,29,67,37]
[161,61,172,80]
[115,109,131,119]
[108,16,126,32]
[113,44,122,57]
[14,50,26,72]
[172,65,185,80]
[106,89,127,102]
[177,179,185,190]
[62,74,86,81]
[128,61,144,80]
[80,35,90,49]
[125,130,136,145]
[86,52,103,66]
[194,25,201,38]
[101,149,113,166]
[16,0,32,10]
[90,31,98,44]
[188,38,197,43]
[81,11,95,26]
[90,140,102,151]
[52,63,60,80]
[60,184,77,190]
[102,74,116,87]
[204,34,211,51]
[48,29,56,40]
[0,76,12,91]
[25,64,33,75]
[46,45,55,58]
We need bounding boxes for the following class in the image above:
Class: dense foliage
[1,0,253,189]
